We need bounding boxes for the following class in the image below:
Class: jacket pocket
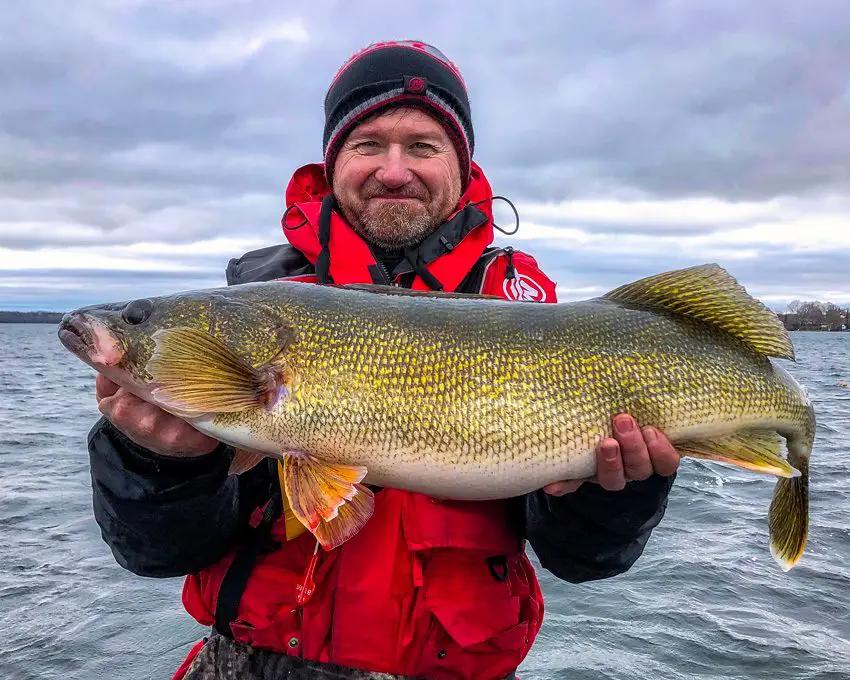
[415,603,531,679]
[410,551,533,680]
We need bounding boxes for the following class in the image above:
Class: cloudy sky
[2,0,850,312]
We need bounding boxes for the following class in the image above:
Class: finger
[97,392,118,418]
[643,427,681,477]
[95,373,120,401]
[99,389,147,428]
[96,394,139,443]
[613,414,653,481]
[596,439,625,490]
[543,480,585,496]
[129,405,161,439]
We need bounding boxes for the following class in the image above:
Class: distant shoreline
[1,311,848,330]
[0,311,65,324]
[790,328,850,332]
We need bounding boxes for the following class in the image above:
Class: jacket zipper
[366,245,398,286]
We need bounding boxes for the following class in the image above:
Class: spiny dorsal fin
[333,284,501,300]
[603,263,794,360]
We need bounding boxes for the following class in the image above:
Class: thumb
[543,479,585,496]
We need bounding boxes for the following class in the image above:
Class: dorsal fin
[602,263,794,360]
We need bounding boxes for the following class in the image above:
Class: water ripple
[2,325,849,679]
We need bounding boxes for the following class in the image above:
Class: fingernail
[643,426,657,442]
[615,416,634,433]
[602,442,619,462]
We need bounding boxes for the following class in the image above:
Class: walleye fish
[58,263,814,570]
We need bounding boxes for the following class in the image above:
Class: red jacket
[174,162,558,679]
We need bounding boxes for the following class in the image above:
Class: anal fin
[677,430,799,478]
[280,453,375,550]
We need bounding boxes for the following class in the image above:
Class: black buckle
[486,555,509,582]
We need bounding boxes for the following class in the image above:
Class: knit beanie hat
[322,40,474,190]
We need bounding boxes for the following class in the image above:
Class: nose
[374,146,413,189]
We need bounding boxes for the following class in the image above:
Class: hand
[544,413,680,496]
[95,374,219,458]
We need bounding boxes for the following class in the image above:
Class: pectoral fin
[146,328,291,415]
[228,448,267,476]
[280,452,375,550]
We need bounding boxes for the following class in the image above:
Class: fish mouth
[58,312,125,368]
[58,313,92,356]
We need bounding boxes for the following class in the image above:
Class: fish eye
[121,299,154,325]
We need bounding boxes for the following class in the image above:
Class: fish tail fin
[768,416,813,571]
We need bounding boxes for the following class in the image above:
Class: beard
[357,201,436,249]
[341,177,460,250]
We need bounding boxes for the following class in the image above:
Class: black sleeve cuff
[87,417,266,578]
[525,473,675,583]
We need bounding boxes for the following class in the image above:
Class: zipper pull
[295,540,320,606]
[504,247,516,280]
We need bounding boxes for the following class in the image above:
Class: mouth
[58,313,92,357]
[58,312,125,367]
[368,195,423,202]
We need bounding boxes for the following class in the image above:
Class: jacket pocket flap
[430,596,522,648]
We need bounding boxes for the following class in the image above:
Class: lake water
[1,324,848,680]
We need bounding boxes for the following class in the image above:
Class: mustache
[361,179,428,200]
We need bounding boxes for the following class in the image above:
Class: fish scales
[206,285,809,500]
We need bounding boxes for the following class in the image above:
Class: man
[89,41,680,680]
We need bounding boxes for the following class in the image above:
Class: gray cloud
[518,238,850,311]
[2,0,850,310]
[4,1,850,200]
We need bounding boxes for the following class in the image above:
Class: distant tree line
[777,301,850,331]
[0,311,65,323]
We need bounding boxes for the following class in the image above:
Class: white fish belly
[362,449,598,500]
[188,416,599,500]
[187,417,282,456]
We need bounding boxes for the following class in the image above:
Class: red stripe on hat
[328,41,467,93]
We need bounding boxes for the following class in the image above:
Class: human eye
[350,139,380,153]
[411,141,438,155]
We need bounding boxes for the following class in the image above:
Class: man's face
[332,107,463,250]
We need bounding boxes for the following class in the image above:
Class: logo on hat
[503,273,548,302]
[405,76,427,94]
